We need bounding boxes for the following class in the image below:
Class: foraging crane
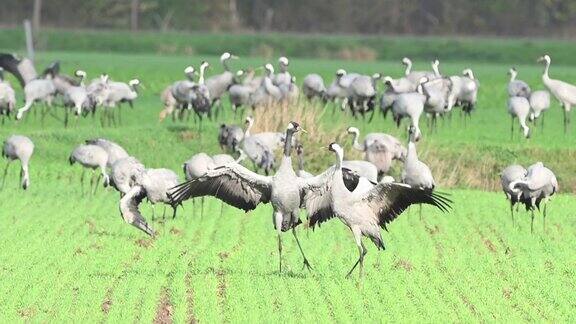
[391,79,427,141]
[302,73,327,102]
[509,162,558,233]
[500,164,527,223]
[301,142,451,278]
[228,70,254,115]
[529,90,550,127]
[218,123,244,152]
[346,126,405,176]
[120,168,180,236]
[538,54,576,132]
[69,144,110,193]
[507,96,531,139]
[16,69,57,120]
[85,138,129,167]
[109,156,145,196]
[2,135,34,190]
[0,53,37,87]
[419,77,450,130]
[348,74,380,118]
[170,122,315,272]
[455,69,479,116]
[507,68,531,98]
[0,68,16,118]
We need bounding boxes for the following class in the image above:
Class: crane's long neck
[509,72,516,82]
[283,130,295,157]
[244,120,253,137]
[350,132,364,151]
[432,63,440,77]
[199,66,207,85]
[542,61,551,83]
[334,150,343,170]
[222,59,230,72]
[297,151,305,171]
[404,61,412,76]
[21,161,30,189]
[406,142,418,166]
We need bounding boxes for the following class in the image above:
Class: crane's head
[296,144,304,155]
[200,61,210,70]
[372,73,382,80]
[462,68,474,79]
[184,66,195,74]
[220,52,239,61]
[408,125,421,142]
[537,54,551,64]
[74,70,87,78]
[236,69,245,77]
[383,76,393,85]
[287,121,306,134]
[100,74,109,84]
[432,59,440,67]
[346,126,359,135]
[279,56,289,66]
[336,69,346,77]
[264,63,274,75]
[244,116,254,126]
[129,79,140,87]
[327,142,344,156]
[507,67,517,77]
[401,57,411,66]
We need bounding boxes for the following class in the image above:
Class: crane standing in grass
[69,144,110,194]
[2,135,34,190]
[538,54,576,133]
[302,142,451,278]
[170,122,315,273]
[500,164,527,224]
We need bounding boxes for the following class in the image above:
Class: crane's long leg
[510,116,514,139]
[543,203,547,232]
[292,228,312,271]
[346,228,366,279]
[93,173,102,194]
[419,204,423,220]
[162,205,167,219]
[510,202,514,226]
[541,114,545,133]
[220,201,225,217]
[563,108,568,134]
[274,212,283,273]
[200,197,205,218]
[79,168,86,194]
[531,209,535,234]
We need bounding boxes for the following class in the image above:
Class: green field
[0,48,574,322]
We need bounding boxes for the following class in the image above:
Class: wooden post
[24,20,35,62]
[32,0,42,32]
[131,0,140,31]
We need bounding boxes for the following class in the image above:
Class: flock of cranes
[0,50,566,277]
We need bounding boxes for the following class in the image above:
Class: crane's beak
[231,55,239,59]
[300,128,308,134]
[536,57,544,63]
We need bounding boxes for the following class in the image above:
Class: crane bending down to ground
[301,142,451,278]
[2,135,34,190]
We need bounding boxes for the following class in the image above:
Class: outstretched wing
[168,162,272,212]
[0,53,25,87]
[119,185,155,236]
[363,182,452,228]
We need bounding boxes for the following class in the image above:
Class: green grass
[0,50,574,321]
[4,27,576,64]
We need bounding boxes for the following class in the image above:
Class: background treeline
[1,0,576,37]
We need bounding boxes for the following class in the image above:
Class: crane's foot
[302,258,313,271]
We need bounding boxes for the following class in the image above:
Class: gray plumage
[85,138,129,167]
[348,74,380,116]
[16,72,57,120]
[218,123,244,152]
[69,144,110,188]
[347,126,406,176]
[103,79,140,108]
[2,135,34,190]
[250,63,283,107]
[205,52,238,105]
[500,164,527,223]
[538,54,576,132]
[401,128,435,191]
[507,68,531,98]
[452,69,479,115]
[273,56,292,87]
[392,81,427,141]
[507,96,531,139]
[509,162,558,232]
[302,73,326,101]
[170,122,313,273]
[529,90,550,120]
[109,156,145,195]
[301,143,451,278]
[120,168,180,236]
[0,69,16,116]
[0,53,37,87]
[402,57,438,88]
[183,153,214,181]
[278,76,299,102]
